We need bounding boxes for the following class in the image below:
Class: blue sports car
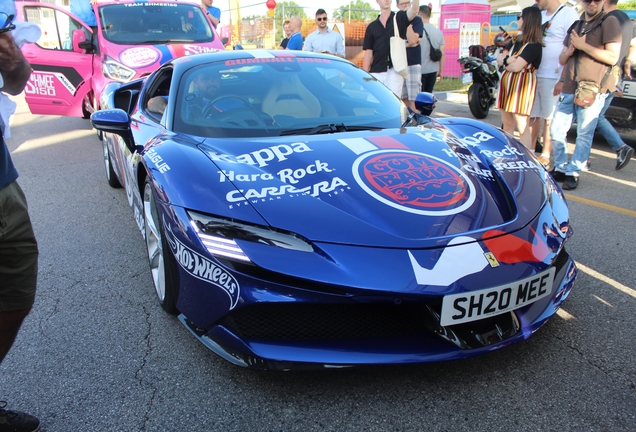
[92,50,577,370]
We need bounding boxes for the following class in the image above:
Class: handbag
[390,13,408,79]
[423,27,442,62]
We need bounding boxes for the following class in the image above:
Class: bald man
[286,16,303,50]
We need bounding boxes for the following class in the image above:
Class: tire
[103,140,122,188]
[468,83,490,119]
[143,179,179,315]
[82,100,91,119]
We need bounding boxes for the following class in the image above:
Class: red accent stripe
[367,135,409,149]
[483,229,549,264]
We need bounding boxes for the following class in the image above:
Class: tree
[274,1,307,22]
[333,0,377,22]
[617,1,636,9]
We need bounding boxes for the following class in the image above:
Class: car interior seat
[262,74,321,119]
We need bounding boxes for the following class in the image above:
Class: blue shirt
[70,0,97,27]
[0,135,18,191]
[286,32,303,50]
[206,6,220,28]
[303,28,345,57]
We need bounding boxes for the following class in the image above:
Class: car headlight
[188,210,314,263]
[102,58,136,82]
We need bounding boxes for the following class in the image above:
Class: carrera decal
[146,149,170,173]
[165,222,240,309]
[120,47,160,68]
[227,177,348,203]
[25,72,77,96]
[219,159,333,184]
[352,149,475,216]
[205,142,313,167]
[409,237,488,286]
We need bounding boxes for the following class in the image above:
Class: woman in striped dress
[497,6,544,148]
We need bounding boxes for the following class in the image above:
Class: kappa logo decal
[165,221,240,309]
[352,150,476,216]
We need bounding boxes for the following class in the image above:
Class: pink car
[17,0,225,118]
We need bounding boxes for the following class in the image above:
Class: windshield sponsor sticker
[120,47,160,68]
[224,57,331,66]
[165,222,240,309]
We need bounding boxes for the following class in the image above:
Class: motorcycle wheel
[468,83,490,119]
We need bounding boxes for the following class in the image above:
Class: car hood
[163,119,549,248]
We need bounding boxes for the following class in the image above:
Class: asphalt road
[2,95,635,431]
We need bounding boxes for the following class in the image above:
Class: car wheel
[103,140,122,188]
[468,83,490,119]
[82,100,91,119]
[143,179,179,315]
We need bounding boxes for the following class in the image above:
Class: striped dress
[497,42,541,116]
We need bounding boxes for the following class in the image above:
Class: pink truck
[16,0,226,119]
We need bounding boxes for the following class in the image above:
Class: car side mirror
[221,37,229,46]
[72,29,92,53]
[91,109,135,151]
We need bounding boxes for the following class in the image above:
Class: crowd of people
[494,0,634,190]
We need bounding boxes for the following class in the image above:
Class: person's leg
[514,113,531,148]
[529,117,542,151]
[385,68,405,98]
[405,64,421,111]
[421,72,436,93]
[0,182,38,363]
[564,93,608,185]
[500,110,516,136]
[596,92,626,152]
[550,94,575,174]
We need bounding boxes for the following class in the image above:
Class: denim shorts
[0,181,38,312]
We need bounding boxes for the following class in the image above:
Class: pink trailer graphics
[439,0,491,78]
[17,0,225,118]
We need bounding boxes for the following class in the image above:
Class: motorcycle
[458,34,508,119]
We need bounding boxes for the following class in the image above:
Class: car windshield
[173,57,408,138]
[99,3,214,44]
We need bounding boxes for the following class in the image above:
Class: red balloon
[266,0,276,10]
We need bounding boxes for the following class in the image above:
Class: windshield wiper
[279,123,382,136]
[130,39,194,45]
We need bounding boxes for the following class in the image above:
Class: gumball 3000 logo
[353,150,475,215]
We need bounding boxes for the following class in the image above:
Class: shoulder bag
[390,13,408,79]
[423,26,442,62]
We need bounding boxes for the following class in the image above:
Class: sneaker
[616,145,634,170]
[549,169,566,182]
[562,175,579,190]
[537,154,550,169]
[0,402,40,432]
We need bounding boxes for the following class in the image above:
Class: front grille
[218,303,430,341]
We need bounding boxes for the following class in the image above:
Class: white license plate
[440,267,556,326]
[462,72,473,85]
[621,81,636,99]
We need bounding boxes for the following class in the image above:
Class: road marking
[576,262,636,300]
[564,193,636,218]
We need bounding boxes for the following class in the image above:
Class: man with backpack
[419,5,444,93]
[550,0,622,190]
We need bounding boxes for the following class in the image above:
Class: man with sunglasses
[528,0,578,169]
[549,0,622,190]
[304,9,345,58]
[0,18,42,432]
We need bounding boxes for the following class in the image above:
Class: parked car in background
[16,0,225,120]
[606,77,636,137]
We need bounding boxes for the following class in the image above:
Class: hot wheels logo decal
[120,47,160,68]
[165,222,240,309]
[352,149,475,216]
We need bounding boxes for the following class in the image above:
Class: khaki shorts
[0,181,38,312]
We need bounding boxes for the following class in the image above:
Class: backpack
[469,45,486,61]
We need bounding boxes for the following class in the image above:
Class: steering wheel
[204,96,272,127]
